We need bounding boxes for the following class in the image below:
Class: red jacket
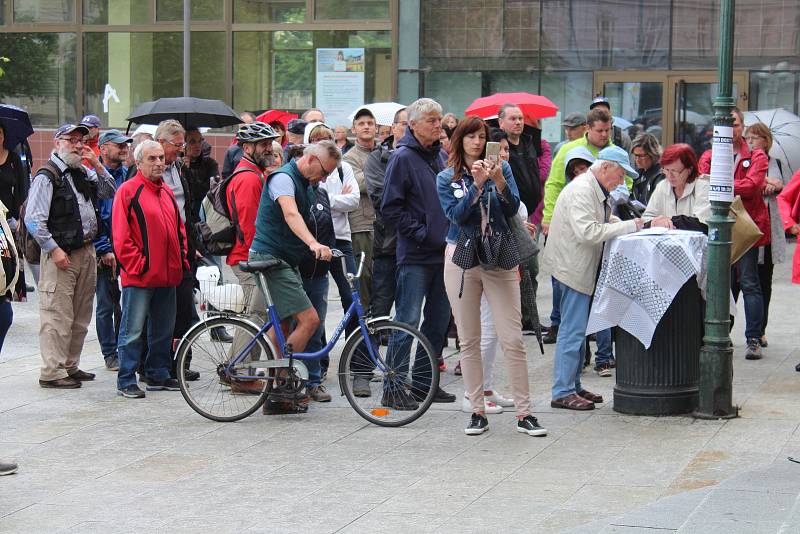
[777,169,800,284]
[226,157,265,266]
[112,172,189,288]
[699,143,770,247]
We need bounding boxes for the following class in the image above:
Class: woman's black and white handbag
[476,189,520,271]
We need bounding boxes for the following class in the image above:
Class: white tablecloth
[586,229,708,349]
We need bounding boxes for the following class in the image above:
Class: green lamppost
[695,0,739,419]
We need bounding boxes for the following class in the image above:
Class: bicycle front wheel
[338,319,439,427]
[177,316,274,422]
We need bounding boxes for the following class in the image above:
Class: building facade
[1,0,799,149]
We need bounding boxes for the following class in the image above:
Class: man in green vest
[250,141,341,359]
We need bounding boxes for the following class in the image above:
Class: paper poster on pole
[316,48,365,127]
[709,125,734,202]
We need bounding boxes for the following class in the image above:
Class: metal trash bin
[613,277,703,415]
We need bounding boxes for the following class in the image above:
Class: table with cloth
[586,229,709,415]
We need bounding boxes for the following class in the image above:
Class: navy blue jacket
[93,163,127,256]
[381,130,449,265]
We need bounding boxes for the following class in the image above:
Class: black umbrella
[126,97,242,130]
[0,104,34,150]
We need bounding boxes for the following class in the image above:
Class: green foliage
[0,33,60,99]
[0,57,10,79]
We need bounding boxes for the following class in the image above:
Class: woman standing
[744,123,786,347]
[437,116,546,437]
[0,125,29,299]
[630,133,665,204]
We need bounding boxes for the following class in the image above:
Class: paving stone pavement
[1,244,799,533]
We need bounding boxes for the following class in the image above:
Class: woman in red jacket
[112,140,188,399]
[777,169,800,372]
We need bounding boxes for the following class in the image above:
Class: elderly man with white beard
[26,124,117,389]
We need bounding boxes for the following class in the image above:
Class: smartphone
[485,142,500,165]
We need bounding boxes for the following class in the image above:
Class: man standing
[94,129,132,371]
[26,124,117,388]
[699,108,769,360]
[381,98,456,408]
[183,127,220,220]
[343,108,378,312]
[80,115,102,159]
[113,140,189,398]
[543,147,651,410]
[554,112,588,156]
[588,96,632,154]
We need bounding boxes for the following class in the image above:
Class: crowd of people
[0,90,798,453]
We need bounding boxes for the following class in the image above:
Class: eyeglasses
[58,137,85,145]
[315,155,333,175]
[632,152,651,160]
[744,135,764,141]
[663,166,687,176]
[164,139,186,149]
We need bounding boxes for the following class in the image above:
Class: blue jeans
[552,280,590,400]
[0,297,12,353]
[301,275,329,388]
[329,239,357,334]
[732,247,764,341]
[95,266,121,359]
[550,276,562,328]
[386,263,451,389]
[594,329,614,366]
[117,286,177,389]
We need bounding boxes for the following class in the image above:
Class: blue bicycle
[176,251,439,427]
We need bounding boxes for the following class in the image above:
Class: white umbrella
[612,116,633,129]
[347,102,406,126]
[744,108,800,176]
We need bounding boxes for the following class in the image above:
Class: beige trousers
[39,244,97,381]
[443,246,531,417]
[229,264,268,362]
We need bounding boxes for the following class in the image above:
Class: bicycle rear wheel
[338,319,439,427]
[176,316,274,422]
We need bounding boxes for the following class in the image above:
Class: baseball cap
[562,112,587,128]
[589,96,610,110]
[352,107,375,122]
[597,146,637,178]
[98,129,133,146]
[564,146,596,172]
[54,124,89,139]
[287,119,308,135]
[80,114,102,128]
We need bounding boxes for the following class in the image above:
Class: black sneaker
[381,388,419,411]
[117,384,146,398]
[210,326,233,343]
[465,413,489,435]
[104,356,119,371]
[183,369,200,381]
[745,338,763,360]
[542,327,558,344]
[517,415,547,436]
[146,378,181,391]
[412,386,456,403]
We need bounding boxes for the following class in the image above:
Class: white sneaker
[485,391,515,407]
[461,396,503,414]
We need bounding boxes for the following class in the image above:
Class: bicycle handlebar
[331,248,366,280]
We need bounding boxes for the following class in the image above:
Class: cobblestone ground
[1,245,799,533]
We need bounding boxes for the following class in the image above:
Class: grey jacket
[343,143,376,234]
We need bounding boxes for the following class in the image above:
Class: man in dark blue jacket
[380,98,456,409]
[94,129,131,371]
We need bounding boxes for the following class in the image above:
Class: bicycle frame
[224,253,386,379]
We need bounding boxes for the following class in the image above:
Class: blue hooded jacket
[381,129,449,265]
[93,163,127,256]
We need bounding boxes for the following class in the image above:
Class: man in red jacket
[112,140,189,398]
[699,107,769,360]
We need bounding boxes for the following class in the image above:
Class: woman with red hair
[642,143,710,232]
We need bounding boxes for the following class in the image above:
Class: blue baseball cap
[54,123,89,139]
[80,114,102,128]
[99,129,133,146]
[597,146,637,178]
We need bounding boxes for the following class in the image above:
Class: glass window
[423,71,482,119]
[14,0,74,23]
[421,0,508,61]
[314,0,389,20]
[234,0,305,23]
[84,31,226,128]
[0,1,5,25]
[83,0,149,25]
[233,30,391,117]
[157,0,223,22]
[0,32,76,126]
[750,71,800,116]
[603,82,665,145]
[538,72,593,144]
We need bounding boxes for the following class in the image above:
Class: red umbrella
[256,109,298,128]
[464,93,558,121]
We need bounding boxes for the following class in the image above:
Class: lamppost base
[692,407,739,420]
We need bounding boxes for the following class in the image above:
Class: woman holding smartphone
[437,116,547,437]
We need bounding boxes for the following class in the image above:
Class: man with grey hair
[248,140,340,414]
[112,140,189,398]
[379,98,456,409]
[26,123,117,388]
[543,146,669,411]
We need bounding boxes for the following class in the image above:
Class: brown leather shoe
[68,369,96,381]
[229,379,266,395]
[39,377,82,389]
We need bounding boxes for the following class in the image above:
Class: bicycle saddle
[238,259,283,273]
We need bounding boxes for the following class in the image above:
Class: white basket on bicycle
[196,265,246,314]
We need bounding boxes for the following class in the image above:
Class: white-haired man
[26,124,117,389]
[543,146,670,411]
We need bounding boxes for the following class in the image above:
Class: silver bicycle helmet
[236,121,279,143]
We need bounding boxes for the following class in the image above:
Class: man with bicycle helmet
[225,122,280,394]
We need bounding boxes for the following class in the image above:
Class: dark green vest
[251,160,314,267]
